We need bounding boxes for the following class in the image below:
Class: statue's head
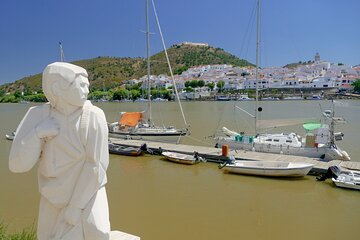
[42,62,89,107]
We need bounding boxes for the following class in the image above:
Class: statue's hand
[64,205,82,226]
[35,117,60,139]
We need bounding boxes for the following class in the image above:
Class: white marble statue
[9,62,111,240]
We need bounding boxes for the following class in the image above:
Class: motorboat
[219,157,313,177]
[261,97,279,101]
[108,142,144,156]
[307,95,322,100]
[162,151,206,165]
[238,94,254,101]
[5,131,15,141]
[283,96,303,100]
[333,172,360,190]
[317,166,360,190]
[216,95,231,101]
[238,97,254,101]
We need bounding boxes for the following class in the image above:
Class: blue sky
[0,0,359,85]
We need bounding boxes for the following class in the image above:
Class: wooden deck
[109,137,360,174]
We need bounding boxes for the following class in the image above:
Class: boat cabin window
[273,139,279,142]
[286,140,292,143]
[266,139,272,142]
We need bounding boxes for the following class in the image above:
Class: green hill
[0,44,253,93]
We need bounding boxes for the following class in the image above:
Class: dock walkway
[109,138,360,174]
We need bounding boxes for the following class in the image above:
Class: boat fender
[341,151,350,161]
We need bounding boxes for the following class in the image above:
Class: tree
[352,79,360,92]
[189,80,199,88]
[217,80,225,92]
[174,66,188,75]
[206,82,215,91]
[112,89,127,100]
[88,90,107,100]
[131,90,140,100]
[198,80,205,88]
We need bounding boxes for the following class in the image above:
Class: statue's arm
[9,107,43,173]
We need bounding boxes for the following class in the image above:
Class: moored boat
[333,173,360,190]
[317,166,360,190]
[5,131,16,141]
[108,0,188,140]
[219,158,313,177]
[162,151,206,165]
[108,142,144,156]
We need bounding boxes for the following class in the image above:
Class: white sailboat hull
[109,127,187,136]
[216,137,350,161]
[224,161,313,177]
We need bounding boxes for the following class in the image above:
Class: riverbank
[0,222,36,240]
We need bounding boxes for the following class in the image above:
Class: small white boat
[162,151,206,165]
[283,96,303,100]
[261,97,279,101]
[332,172,360,190]
[216,95,231,101]
[238,96,254,101]
[317,165,360,190]
[5,131,16,141]
[220,158,313,177]
[307,95,322,100]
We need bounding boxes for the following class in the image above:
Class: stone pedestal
[110,231,141,240]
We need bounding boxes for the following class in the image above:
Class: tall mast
[146,0,152,122]
[59,41,65,62]
[255,0,260,135]
[329,100,335,146]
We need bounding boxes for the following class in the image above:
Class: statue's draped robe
[9,101,110,240]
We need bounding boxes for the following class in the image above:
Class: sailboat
[215,0,350,161]
[108,0,188,140]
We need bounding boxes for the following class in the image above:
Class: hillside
[283,60,314,69]
[0,44,253,93]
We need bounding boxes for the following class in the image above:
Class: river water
[1,100,360,240]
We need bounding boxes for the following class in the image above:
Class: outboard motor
[316,166,341,181]
[218,155,236,169]
[334,132,344,141]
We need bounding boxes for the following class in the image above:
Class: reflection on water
[1,101,360,240]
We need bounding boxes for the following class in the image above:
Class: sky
[0,0,359,85]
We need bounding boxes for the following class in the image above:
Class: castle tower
[315,52,320,62]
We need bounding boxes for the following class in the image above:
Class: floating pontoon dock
[109,138,360,174]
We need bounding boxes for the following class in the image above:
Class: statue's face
[62,74,90,107]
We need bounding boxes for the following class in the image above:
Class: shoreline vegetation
[0,88,359,103]
[0,222,36,240]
